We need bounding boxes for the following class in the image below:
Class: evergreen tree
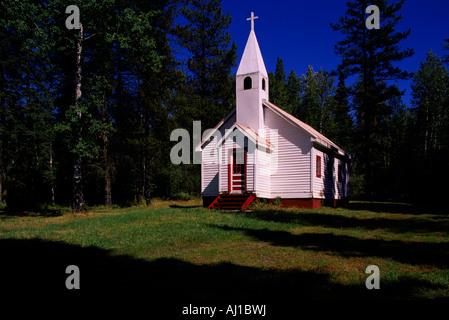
[172,0,237,198]
[0,0,57,208]
[114,0,177,205]
[299,66,337,137]
[286,70,302,118]
[384,95,414,199]
[177,0,237,130]
[411,51,449,201]
[412,51,449,158]
[332,72,354,151]
[268,57,289,111]
[442,39,449,64]
[0,0,183,209]
[331,0,414,198]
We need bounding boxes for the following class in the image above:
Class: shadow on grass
[0,206,64,218]
[169,204,202,209]
[1,238,446,304]
[214,225,449,268]
[347,202,448,215]
[239,209,449,235]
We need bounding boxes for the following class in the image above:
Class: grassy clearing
[1,199,448,300]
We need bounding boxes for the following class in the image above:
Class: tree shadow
[347,202,448,215]
[239,209,449,234]
[1,238,444,304]
[169,204,202,209]
[0,206,64,218]
[213,225,449,268]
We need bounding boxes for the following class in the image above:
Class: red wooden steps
[208,194,256,211]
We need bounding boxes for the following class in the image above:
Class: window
[233,149,245,174]
[244,76,252,90]
[316,156,321,178]
[338,163,342,182]
[262,78,266,91]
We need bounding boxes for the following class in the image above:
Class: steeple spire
[247,12,258,31]
[236,13,267,78]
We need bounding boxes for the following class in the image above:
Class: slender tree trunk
[103,134,112,207]
[101,92,112,207]
[0,159,4,206]
[0,139,3,205]
[145,159,151,201]
[50,143,55,206]
[0,168,5,205]
[140,155,145,205]
[0,69,7,206]
[72,22,85,213]
[138,109,146,206]
[0,172,5,205]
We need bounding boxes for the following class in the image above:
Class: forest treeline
[0,0,448,211]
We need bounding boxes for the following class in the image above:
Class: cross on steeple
[246,12,258,31]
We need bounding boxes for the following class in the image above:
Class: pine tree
[331,0,414,198]
[0,0,183,208]
[52,0,164,209]
[385,95,414,199]
[178,0,237,130]
[410,51,449,201]
[411,51,449,165]
[171,0,237,198]
[0,0,57,208]
[269,57,289,111]
[299,66,336,136]
[442,39,449,64]
[332,72,354,151]
[286,70,302,118]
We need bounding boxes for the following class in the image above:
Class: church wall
[219,137,230,193]
[246,148,255,193]
[255,147,271,197]
[263,107,312,198]
[312,148,350,199]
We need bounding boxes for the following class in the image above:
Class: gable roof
[196,101,351,160]
[221,122,273,149]
[199,120,273,152]
[263,100,351,159]
[195,108,236,152]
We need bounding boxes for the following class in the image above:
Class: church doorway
[228,148,246,194]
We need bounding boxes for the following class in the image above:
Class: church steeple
[236,13,268,78]
[236,12,268,134]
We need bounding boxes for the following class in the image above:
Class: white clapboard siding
[256,147,271,196]
[219,137,232,193]
[201,145,218,196]
[246,150,255,192]
[264,107,312,198]
[312,148,350,199]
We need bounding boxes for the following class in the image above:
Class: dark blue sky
[222,0,449,105]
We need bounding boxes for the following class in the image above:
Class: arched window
[262,78,266,91]
[244,76,252,90]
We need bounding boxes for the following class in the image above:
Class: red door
[228,148,246,193]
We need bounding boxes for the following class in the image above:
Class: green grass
[1,199,448,300]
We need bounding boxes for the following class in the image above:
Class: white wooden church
[198,13,351,210]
